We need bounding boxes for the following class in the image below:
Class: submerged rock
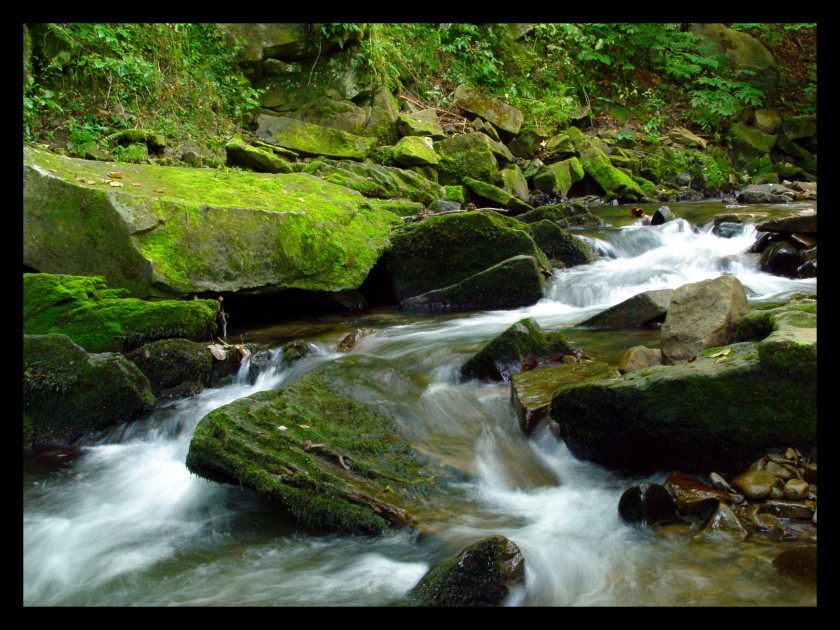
[407,535,525,607]
[580,289,673,330]
[186,365,439,535]
[24,333,155,447]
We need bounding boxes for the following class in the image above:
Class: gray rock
[581,289,673,330]
[660,275,750,365]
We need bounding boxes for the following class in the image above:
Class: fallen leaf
[277,425,288,431]
[715,357,728,364]
[709,348,732,358]
[131,182,142,186]
[48,168,58,173]
[687,356,697,363]
[153,188,166,193]
[297,197,305,202]
[84,179,97,185]
[298,424,310,429]
[107,180,123,187]
[106,171,124,178]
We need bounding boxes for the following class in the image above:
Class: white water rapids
[23,206,817,606]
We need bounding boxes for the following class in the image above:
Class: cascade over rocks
[551,296,816,474]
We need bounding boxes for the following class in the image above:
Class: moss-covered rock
[305,158,442,205]
[185,367,438,535]
[460,317,577,382]
[254,113,376,159]
[224,135,295,173]
[24,147,397,297]
[393,135,440,167]
[463,177,532,214]
[452,84,524,138]
[500,165,530,202]
[729,122,777,155]
[125,338,214,399]
[567,127,647,201]
[24,333,156,447]
[385,211,548,303]
[433,133,503,186]
[526,220,598,268]
[24,273,219,353]
[549,339,816,475]
[401,255,546,313]
[396,111,446,140]
[532,157,584,196]
[407,535,525,607]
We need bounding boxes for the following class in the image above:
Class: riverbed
[23,201,817,606]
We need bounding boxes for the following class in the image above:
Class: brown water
[23,201,817,606]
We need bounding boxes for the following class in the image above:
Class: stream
[23,201,817,606]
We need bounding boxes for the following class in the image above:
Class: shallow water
[23,201,817,606]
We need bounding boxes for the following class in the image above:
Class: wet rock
[337,328,376,352]
[783,479,810,500]
[804,463,817,484]
[772,546,817,586]
[700,502,749,540]
[664,471,737,515]
[660,275,750,365]
[580,289,673,330]
[408,535,525,607]
[756,208,816,235]
[732,470,779,499]
[764,460,794,480]
[758,499,815,520]
[737,183,795,204]
[651,205,675,225]
[709,472,738,495]
[618,483,681,527]
[460,317,577,382]
[247,349,274,384]
[526,220,598,268]
[758,241,802,278]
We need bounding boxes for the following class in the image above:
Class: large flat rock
[24,147,398,297]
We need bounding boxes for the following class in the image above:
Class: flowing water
[23,202,817,607]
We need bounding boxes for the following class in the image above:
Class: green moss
[24,273,218,353]
[443,185,465,203]
[186,369,437,535]
[386,211,548,301]
[526,220,598,267]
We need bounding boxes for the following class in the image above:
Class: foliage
[24,23,262,153]
[687,72,765,131]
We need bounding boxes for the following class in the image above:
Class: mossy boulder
[385,211,548,303]
[185,366,438,535]
[24,273,218,353]
[567,127,647,202]
[500,165,530,202]
[24,147,397,297]
[125,338,214,399]
[224,136,295,173]
[393,136,440,167]
[550,335,816,475]
[400,255,546,313]
[305,158,443,205]
[407,535,525,607]
[254,113,376,159]
[24,333,156,448]
[396,111,446,140]
[433,133,503,186]
[460,317,578,382]
[526,220,598,268]
[729,122,777,155]
[532,158,584,196]
[463,177,533,214]
[452,84,524,139]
